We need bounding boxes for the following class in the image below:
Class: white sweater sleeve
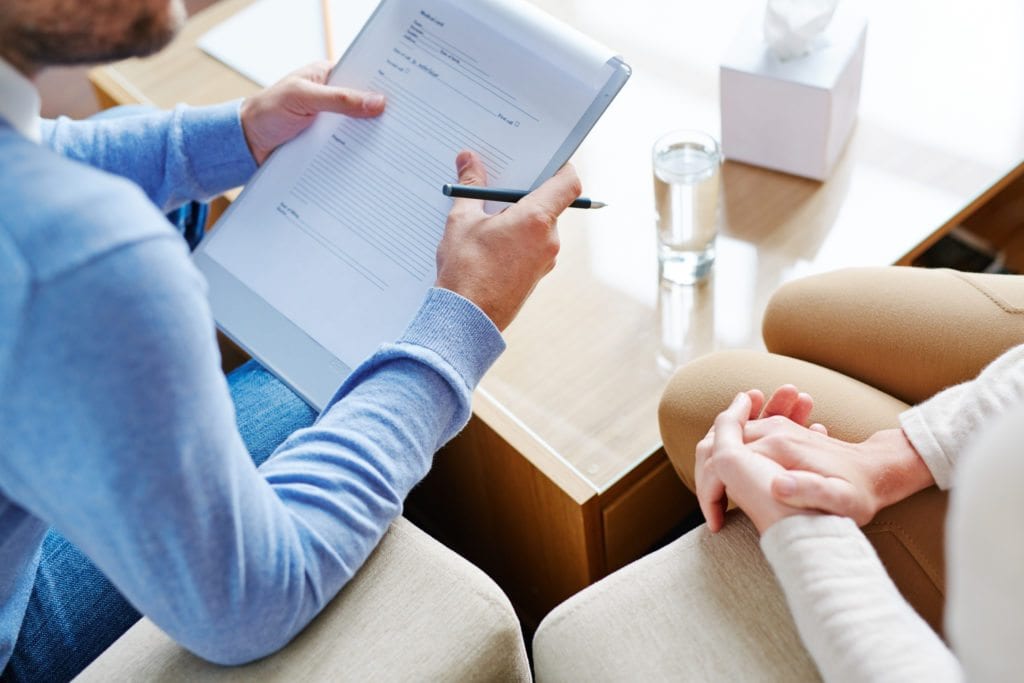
[899,343,1024,489]
[760,515,962,683]
[946,405,1024,681]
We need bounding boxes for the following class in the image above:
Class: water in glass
[653,138,720,284]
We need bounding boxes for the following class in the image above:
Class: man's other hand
[239,61,386,165]
[435,150,582,331]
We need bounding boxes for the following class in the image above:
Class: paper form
[202,0,618,370]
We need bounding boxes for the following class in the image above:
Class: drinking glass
[652,130,722,284]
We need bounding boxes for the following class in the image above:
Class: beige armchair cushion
[75,517,529,682]
[533,513,820,682]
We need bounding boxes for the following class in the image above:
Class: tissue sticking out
[764,0,839,61]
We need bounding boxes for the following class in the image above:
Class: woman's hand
[695,384,816,532]
[743,418,935,526]
[700,392,813,534]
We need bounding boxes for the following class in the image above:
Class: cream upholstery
[657,267,1024,634]
[535,266,1024,680]
[75,517,529,682]
[659,348,948,633]
[534,514,820,682]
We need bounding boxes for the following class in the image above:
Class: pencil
[321,0,337,63]
[442,183,606,209]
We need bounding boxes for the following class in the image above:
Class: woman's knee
[763,267,1024,403]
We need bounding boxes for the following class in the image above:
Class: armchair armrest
[75,517,529,682]
[534,513,820,681]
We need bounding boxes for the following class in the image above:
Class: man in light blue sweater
[0,1,582,680]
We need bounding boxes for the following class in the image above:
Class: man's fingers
[809,423,828,435]
[508,164,582,223]
[447,150,489,219]
[771,471,857,517]
[455,150,487,185]
[289,60,333,84]
[299,81,386,117]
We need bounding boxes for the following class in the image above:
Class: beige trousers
[659,266,1024,634]
[534,267,1024,681]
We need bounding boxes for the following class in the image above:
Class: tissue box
[720,6,867,181]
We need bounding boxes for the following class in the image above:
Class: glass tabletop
[93,0,1024,493]
[476,0,1024,493]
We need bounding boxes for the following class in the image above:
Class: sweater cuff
[179,100,258,197]
[397,287,505,390]
[761,514,863,555]
[899,407,955,489]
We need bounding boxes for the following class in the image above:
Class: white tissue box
[719,6,867,181]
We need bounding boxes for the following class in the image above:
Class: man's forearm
[41,101,256,210]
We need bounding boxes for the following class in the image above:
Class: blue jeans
[1,362,317,683]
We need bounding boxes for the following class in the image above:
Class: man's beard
[6,1,185,67]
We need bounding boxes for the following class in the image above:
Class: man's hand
[695,384,815,532]
[239,62,386,165]
[702,393,812,534]
[435,150,581,331]
[743,417,935,526]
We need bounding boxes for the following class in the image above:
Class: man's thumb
[447,151,489,215]
[456,150,488,186]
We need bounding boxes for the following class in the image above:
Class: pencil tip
[590,201,607,209]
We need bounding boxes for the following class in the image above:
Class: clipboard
[193,0,630,410]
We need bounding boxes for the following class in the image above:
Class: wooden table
[91,0,1024,627]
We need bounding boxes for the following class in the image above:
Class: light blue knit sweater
[0,102,503,667]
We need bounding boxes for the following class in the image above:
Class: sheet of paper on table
[198,0,378,87]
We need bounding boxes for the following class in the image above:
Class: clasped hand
[696,385,933,535]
